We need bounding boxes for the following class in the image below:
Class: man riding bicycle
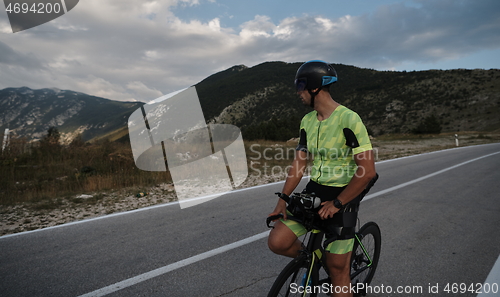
[267,60,377,297]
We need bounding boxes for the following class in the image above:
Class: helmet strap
[308,88,321,108]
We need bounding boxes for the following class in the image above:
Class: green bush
[0,128,170,205]
[412,115,442,134]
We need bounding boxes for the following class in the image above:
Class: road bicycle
[266,177,381,297]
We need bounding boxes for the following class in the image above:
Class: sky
[0,0,499,102]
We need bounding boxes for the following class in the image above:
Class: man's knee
[268,231,289,253]
[268,222,297,255]
[267,234,284,253]
[329,262,350,277]
[327,252,352,276]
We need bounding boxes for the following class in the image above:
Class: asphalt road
[1,143,499,297]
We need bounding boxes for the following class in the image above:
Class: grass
[1,131,500,236]
[2,131,500,207]
[0,138,170,206]
[371,131,500,160]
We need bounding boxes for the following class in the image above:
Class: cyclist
[268,60,376,297]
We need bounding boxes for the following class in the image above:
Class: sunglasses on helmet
[294,78,307,92]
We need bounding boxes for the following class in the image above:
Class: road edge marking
[77,149,500,296]
[77,231,270,297]
[363,150,500,201]
[2,143,499,239]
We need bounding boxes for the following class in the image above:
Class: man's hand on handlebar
[268,192,289,221]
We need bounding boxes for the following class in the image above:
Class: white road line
[2,143,499,239]
[477,254,500,296]
[0,180,285,239]
[363,150,500,201]
[77,231,270,297]
[77,149,500,296]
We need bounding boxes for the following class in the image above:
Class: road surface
[1,143,499,296]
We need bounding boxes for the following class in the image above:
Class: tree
[39,126,62,149]
[412,115,442,134]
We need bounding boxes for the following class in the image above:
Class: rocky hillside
[0,87,143,143]
[195,62,500,140]
[2,63,499,144]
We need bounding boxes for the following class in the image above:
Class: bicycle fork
[302,252,316,287]
[299,250,321,297]
[299,237,374,296]
[351,233,373,280]
[356,234,373,267]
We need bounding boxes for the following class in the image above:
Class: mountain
[2,62,499,144]
[195,62,500,139]
[0,87,143,143]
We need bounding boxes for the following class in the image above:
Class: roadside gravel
[1,132,498,236]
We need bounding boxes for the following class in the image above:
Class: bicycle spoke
[278,266,310,297]
[267,254,325,297]
[349,222,381,296]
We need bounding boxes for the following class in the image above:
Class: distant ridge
[0,87,143,143]
[195,62,500,139]
[1,62,499,143]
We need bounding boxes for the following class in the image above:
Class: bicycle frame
[298,227,374,288]
[350,233,373,280]
[288,228,328,296]
[267,188,381,297]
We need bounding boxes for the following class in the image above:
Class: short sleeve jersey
[298,105,372,187]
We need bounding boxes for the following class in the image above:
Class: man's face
[297,89,311,106]
[298,88,320,106]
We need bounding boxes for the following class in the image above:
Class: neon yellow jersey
[299,105,372,187]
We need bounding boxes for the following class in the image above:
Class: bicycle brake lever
[266,214,284,228]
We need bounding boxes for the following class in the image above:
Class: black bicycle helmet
[294,60,337,92]
[294,60,337,107]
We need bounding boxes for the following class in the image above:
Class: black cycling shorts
[305,180,358,241]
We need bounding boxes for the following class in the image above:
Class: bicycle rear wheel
[350,222,381,296]
[267,255,320,297]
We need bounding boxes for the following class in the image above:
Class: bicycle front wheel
[350,221,381,296]
[267,255,320,297]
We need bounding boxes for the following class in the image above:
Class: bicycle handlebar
[266,214,284,228]
[266,173,379,229]
[266,192,322,229]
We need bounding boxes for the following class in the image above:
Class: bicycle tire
[350,221,381,297]
[267,255,320,297]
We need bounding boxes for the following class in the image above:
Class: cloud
[239,15,276,38]
[126,81,163,100]
[234,0,500,68]
[75,76,132,101]
[0,40,44,69]
[0,0,498,101]
[338,0,500,66]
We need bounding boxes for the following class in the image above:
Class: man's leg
[268,221,302,258]
[327,251,353,297]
